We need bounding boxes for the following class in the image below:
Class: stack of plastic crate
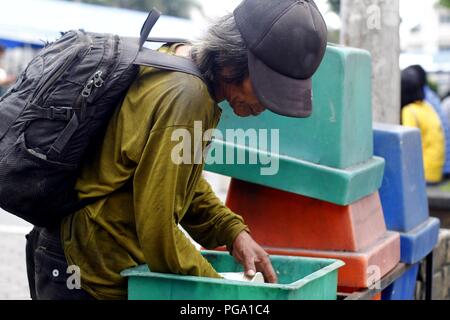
[205,45,400,293]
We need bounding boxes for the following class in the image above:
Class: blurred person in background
[401,67,445,185]
[0,45,16,96]
[442,91,450,126]
[409,65,450,180]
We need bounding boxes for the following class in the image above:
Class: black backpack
[0,10,204,227]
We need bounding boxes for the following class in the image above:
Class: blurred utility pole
[341,0,401,124]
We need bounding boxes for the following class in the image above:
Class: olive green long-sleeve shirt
[61,45,248,300]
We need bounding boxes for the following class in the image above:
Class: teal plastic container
[121,251,345,300]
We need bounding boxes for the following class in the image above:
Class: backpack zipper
[76,35,117,121]
[81,70,105,98]
[84,35,116,103]
[77,70,105,121]
[77,51,111,121]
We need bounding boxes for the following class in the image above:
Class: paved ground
[0,209,33,300]
[0,173,230,300]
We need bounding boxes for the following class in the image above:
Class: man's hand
[230,231,278,283]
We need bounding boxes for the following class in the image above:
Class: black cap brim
[248,51,313,118]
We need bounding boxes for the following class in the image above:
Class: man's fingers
[243,255,256,277]
[257,254,278,283]
[230,232,278,283]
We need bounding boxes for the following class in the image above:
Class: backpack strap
[135,9,204,82]
[146,37,191,44]
[139,9,162,50]
[134,48,204,82]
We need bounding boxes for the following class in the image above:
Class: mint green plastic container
[121,251,344,300]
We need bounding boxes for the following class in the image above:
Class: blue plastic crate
[399,217,440,264]
[373,123,429,232]
[382,263,419,300]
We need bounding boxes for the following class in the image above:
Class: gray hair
[190,14,249,87]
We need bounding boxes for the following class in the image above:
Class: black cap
[234,0,328,118]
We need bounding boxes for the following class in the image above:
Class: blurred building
[0,0,202,77]
[402,4,450,55]
[400,0,450,95]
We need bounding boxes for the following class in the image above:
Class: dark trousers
[25,226,95,300]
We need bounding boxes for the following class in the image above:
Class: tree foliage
[64,0,201,19]
[440,0,450,8]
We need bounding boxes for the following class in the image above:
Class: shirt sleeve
[402,107,419,128]
[133,126,222,278]
[180,176,249,251]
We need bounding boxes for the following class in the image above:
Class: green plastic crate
[207,44,373,170]
[205,142,385,205]
[121,251,345,300]
[204,44,382,205]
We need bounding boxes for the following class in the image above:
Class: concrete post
[341,0,401,124]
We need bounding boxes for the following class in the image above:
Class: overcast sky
[197,0,326,18]
[195,0,438,31]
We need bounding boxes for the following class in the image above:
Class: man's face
[223,77,267,117]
